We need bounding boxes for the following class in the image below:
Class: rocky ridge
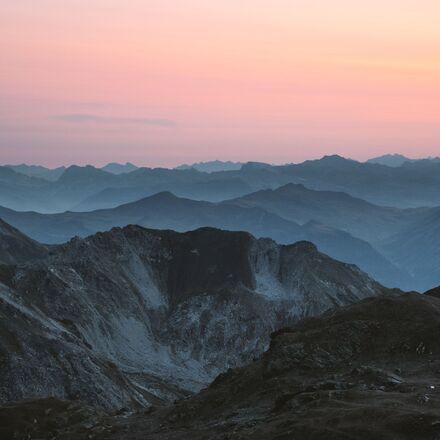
[0,222,388,410]
[6,291,439,440]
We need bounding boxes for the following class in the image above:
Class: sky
[1,0,440,167]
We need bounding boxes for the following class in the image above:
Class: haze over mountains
[4,155,440,214]
[2,154,440,290]
[175,160,243,173]
[4,160,242,187]
[0,189,411,289]
[2,164,440,290]
[367,153,440,167]
[7,154,440,182]
[2,153,440,439]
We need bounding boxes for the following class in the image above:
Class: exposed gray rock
[4,292,440,440]
[0,223,388,410]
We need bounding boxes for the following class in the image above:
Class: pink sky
[1,0,440,167]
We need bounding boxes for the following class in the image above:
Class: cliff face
[0,223,386,410]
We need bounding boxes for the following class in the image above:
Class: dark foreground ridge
[2,291,440,439]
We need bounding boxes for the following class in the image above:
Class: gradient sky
[1,0,440,167]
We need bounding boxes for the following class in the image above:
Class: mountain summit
[0,221,388,410]
[367,154,413,167]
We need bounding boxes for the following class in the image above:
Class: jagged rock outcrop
[0,222,388,410]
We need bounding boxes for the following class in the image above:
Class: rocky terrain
[0,221,388,412]
[2,290,440,439]
[0,219,48,265]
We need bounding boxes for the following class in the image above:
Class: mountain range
[2,180,440,290]
[1,154,439,439]
[367,153,440,167]
[0,189,412,289]
[175,160,243,173]
[6,160,241,180]
[4,155,440,213]
[0,220,387,410]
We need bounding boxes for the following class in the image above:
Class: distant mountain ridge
[175,160,243,173]
[228,183,413,244]
[3,178,440,290]
[366,154,414,167]
[5,162,138,180]
[5,164,66,181]
[367,153,440,167]
[2,155,440,290]
[0,189,409,289]
[4,155,440,212]
[101,162,138,174]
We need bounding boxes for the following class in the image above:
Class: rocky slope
[0,219,48,265]
[9,290,440,440]
[0,222,388,411]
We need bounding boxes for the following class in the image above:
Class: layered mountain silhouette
[4,177,440,289]
[228,182,413,243]
[256,155,440,208]
[5,164,66,181]
[4,155,440,213]
[367,153,440,167]
[5,162,137,179]
[0,164,253,212]
[0,221,388,410]
[1,150,438,439]
[0,190,409,288]
[227,184,440,290]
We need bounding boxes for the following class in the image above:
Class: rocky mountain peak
[0,221,389,411]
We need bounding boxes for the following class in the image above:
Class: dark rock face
[426,286,440,298]
[15,292,439,440]
[0,219,48,265]
[0,222,386,410]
